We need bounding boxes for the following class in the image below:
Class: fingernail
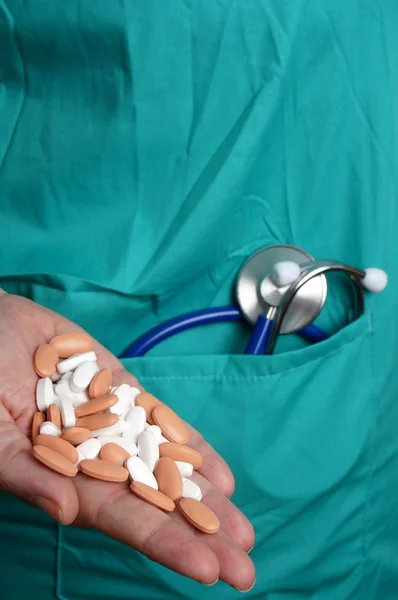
[199,578,219,586]
[233,579,256,593]
[35,497,63,523]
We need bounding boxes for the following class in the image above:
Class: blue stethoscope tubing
[120,306,329,358]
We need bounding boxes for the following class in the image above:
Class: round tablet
[179,498,220,534]
[32,445,78,477]
[130,482,175,512]
[79,459,129,482]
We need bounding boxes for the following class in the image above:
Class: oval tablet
[75,412,118,430]
[89,368,112,398]
[36,378,54,411]
[76,438,101,459]
[70,361,99,393]
[130,482,175,512]
[100,443,130,466]
[182,477,202,501]
[97,436,137,456]
[34,344,59,378]
[57,351,97,374]
[59,395,76,428]
[62,427,92,446]
[126,456,158,489]
[179,498,220,534]
[109,384,132,416]
[158,443,202,470]
[40,421,62,437]
[31,412,45,443]
[80,459,129,482]
[154,457,183,502]
[49,333,93,358]
[32,445,78,477]
[35,434,78,464]
[74,394,118,418]
[137,430,159,472]
[47,404,61,430]
[135,393,162,425]
[152,405,189,445]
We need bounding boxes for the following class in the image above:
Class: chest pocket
[59,313,374,600]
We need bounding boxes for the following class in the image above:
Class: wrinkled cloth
[1,1,398,598]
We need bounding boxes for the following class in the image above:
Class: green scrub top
[1,1,398,598]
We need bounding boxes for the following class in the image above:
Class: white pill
[97,436,137,456]
[54,380,72,397]
[70,361,99,393]
[109,384,131,416]
[57,351,97,374]
[40,421,61,437]
[75,450,86,466]
[130,386,141,407]
[58,395,76,428]
[36,378,54,412]
[70,391,90,408]
[145,425,161,442]
[182,477,202,501]
[76,438,101,460]
[51,372,61,382]
[61,371,73,381]
[126,456,158,490]
[159,435,170,444]
[137,431,159,472]
[90,419,127,437]
[175,461,193,478]
[123,406,147,442]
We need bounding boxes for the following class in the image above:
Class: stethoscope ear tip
[362,268,388,293]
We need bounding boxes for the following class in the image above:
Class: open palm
[0,292,255,590]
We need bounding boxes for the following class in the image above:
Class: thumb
[0,422,79,524]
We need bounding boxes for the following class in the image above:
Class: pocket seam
[136,317,371,381]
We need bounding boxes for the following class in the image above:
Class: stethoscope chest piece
[235,245,328,334]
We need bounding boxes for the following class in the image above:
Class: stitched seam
[137,329,369,381]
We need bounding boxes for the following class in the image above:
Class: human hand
[0,291,255,591]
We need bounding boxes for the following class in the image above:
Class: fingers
[190,472,254,553]
[187,426,235,498]
[0,422,79,525]
[73,473,220,584]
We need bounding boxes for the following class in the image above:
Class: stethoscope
[121,245,388,358]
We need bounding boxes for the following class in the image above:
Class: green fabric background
[1,1,398,598]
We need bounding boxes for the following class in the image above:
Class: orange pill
[75,394,118,418]
[31,412,45,443]
[88,368,112,398]
[136,393,162,425]
[49,333,93,358]
[32,445,78,477]
[35,434,78,464]
[61,427,92,446]
[75,413,118,430]
[80,459,129,482]
[33,344,59,378]
[158,442,202,470]
[154,457,183,502]
[47,404,62,430]
[179,498,220,534]
[130,481,175,512]
[100,443,130,466]
[152,405,190,445]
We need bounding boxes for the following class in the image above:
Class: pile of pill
[31,333,220,534]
